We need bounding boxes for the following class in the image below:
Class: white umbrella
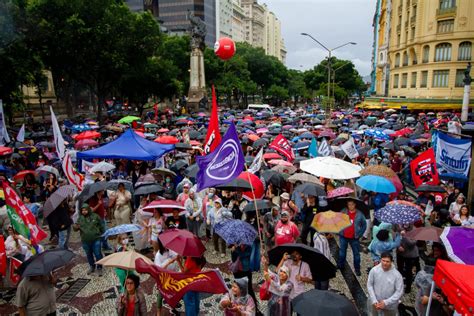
[90,161,116,174]
[300,157,362,180]
[288,173,324,186]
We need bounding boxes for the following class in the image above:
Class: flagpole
[244,165,266,255]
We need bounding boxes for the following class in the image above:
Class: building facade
[241,0,266,49]
[369,0,382,95]
[231,0,246,42]
[367,0,474,110]
[217,0,233,38]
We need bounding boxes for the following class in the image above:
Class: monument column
[187,12,207,112]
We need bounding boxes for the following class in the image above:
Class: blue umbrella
[300,132,315,139]
[214,220,257,246]
[103,224,142,239]
[293,141,311,150]
[375,204,421,224]
[356,175,396,194]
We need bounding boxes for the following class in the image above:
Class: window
[423,45,430,63]
[397,34,401,46]
[393,74,399,88]
[437,20,454,33]
[395,53,400,67]
[432,70,450,87]
[435,43,452,61]
[411,27,415,40]
[455,69,466,87]
[403,52,409,66]
[439,0,456,9]
[421,71,428,87]
[458,42,472,61]
[401,73,408,88]
[411,72,417,88]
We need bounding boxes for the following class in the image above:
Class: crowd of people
[0,105,471,316]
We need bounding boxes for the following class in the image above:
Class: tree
[266,84,289,106]
[288,69,308,105]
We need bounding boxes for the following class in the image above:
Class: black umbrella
[170,159,188,171]
[394,137,410,146]
[77,181,109,202]
[357,145,371,156]
[175,143,192,150]
[215,178,252,191]
[134,183,163,195]
[268,244,336,281]
[328,197,370,217]
[261,170,286,187]
[188,130,201,139]
[295,183,326,197]
[252,138,269,148]
[184,164,199,178]
[107,179,134,192]
[292,290,358,316]
[380,141,396,151]
[19,249,75,277]
[43,185,76,218]
[415,184,446,193]
[243,199,273,213]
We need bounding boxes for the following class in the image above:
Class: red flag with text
[135,258,228,308]
[269,134,295,162]
[2,182,47,245]
[0,236,6,277]
[9,257,22,285]
[203,85,222,154]
[410,148,439,188]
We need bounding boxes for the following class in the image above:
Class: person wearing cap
[207,198,232,257]
[219,277,256,316]
[184,189,203,237]
[274,211,299,246]
[262,256,293,316]
[279,193,292,217]
[263,205,280,249]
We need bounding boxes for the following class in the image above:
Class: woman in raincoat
[262,257,293,316]
[219,277,256,316]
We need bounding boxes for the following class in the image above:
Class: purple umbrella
[440,227,474,265]
[374,204,421,224]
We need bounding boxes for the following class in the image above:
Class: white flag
[0,100,10,145]
[62,151,84,191]
[318,139,333,157]
[341,137,359,159]
[81,160,97,175]
[16,124,25,142]
[248,148,264,174]
[50,106,65,159]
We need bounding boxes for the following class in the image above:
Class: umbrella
[151,167,176,178]
[142,199,185,213]
[271,164,297,174]
[300,157,362,180]
[96,250,153,270]
[263,152,281,160]
[253,138,269,148]
[75,139,99,149]
[292,290,358,316]
[89,161,116,174]
[170,159,188,171]
[243,199,273,214]
[288,173,323,186]
[103,224,143,239]
[184,164,198,178]
[375,204,421,224]
[356,175,396,194]
[77,181,109,201]
[415,184,446,193]
[238,172,265,200]
[154,135,179,144]
[295,183,326,197]
[0,146,13,156]
[215,178,252,191]
[19,249,75,277]
[268,244,336,281]
[42,185,76,218]
[267,159,293,167]
[406,226,443,242]
[158,229,206,257]
[35,165,59,177]
[394,137,411,146]
[214,219,257,246]
[13,170,36,182]
[134,183,163,195]
[74,130,101,140]
[327,187,354,199]
[118,116,141,124]
[440,227,474,264]
[360,165,397,178]
[107,179,133,192]
[311,211,351,233]
[328,197,370,217]
[261,170,287,187]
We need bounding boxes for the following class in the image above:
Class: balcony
[436,6,457,18]
[405,21,409,28]
[397,24,401,32]
[398,5,402,15]
[410,15,416,24]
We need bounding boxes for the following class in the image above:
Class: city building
[369,0,382,95]
[217,0,233,38]
[241,0,266,49]
[365,0,474,110]
[265,8,284,62]
[231,0,246,42]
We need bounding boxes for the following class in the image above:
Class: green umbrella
[118,116,141,124]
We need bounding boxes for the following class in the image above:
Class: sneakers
[97,269,103,277]
[87,267,95,275]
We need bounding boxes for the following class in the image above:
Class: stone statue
[188,11,206,51]
[464,62,472,86]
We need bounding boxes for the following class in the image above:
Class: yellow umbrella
[311,211,352,233]
[96,250,153,270]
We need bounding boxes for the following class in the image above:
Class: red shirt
[184,257,201,273]
[88,196,106,219]
[343,211,357,239]
[274,221,300,245]
[126,295,135,316]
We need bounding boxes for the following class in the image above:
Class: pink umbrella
[267,159,293,167]
[135,131,145,138]
[256,128,269,134]
[327,187,354,199]
[157,128,169,133]
[318,130,336,139]
[75,139,99,149]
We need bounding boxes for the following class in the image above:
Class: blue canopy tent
[77,129,175,161]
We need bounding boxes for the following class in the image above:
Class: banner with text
[435,131,471,181]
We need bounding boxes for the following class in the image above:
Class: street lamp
[301,32,356,114]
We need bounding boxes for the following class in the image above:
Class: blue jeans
[58,226,71,249]
[101,219,111,250]
[183,291,200,316]
[338,236,361,271]
[82,240,103,270]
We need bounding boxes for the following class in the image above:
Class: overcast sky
[263,0,377,76]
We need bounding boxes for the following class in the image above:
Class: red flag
[203,85,221,154]
[410,148,439,188]
[0,236,6,277]
[269,134,295,162]
[2,182,47,244]
[135,258,228,308]
[9,257,22,285]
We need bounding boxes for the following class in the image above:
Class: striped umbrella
[43,185,77,218]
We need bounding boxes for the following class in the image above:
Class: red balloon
[214,37,236,60]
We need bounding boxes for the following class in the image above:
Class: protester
[396,226,420,293]
[177,255,207,316]
[299,195,318,246]
[117,274,147,316]
[312,231,331,290]
[219,277,256,316]
[15,273,57,316]
[110,183,132,225]
[154,238,178,315]
[184,190,203,237]
[368,229,401,266]
[115,234,129,292]
[48,199,73,250]
[274,211,299,246]
[263,205,280,249]
[262,256,293,316]
[276,251,312,300]
[206,198,232,257]
[148,208,165,254]
[165,208,187,229]
[452,204,474,226]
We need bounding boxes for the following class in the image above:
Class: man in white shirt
[276,251,312,300]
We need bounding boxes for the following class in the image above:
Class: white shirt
[154,250,178,271]
[313,232,331,260]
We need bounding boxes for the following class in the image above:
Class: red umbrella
[238,172,264,200]
[247,134,260,141]
[318,130,336,139]
[190,140,202,146]
[154,135,179,144]
[74,130,101,140]
[405,226,442,242]
[75,139,99,149]
[263,153,282,160]
[13,170,36,182]
[158,229,205,257]
[0,146,13,156]
[142,200,185,213]
[157,128,169,133]
[391,127,412,138]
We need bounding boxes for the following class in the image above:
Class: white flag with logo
[0,100,10,145]
[341,137,359,159]
[318,139,333,157]
[16,124,25,142]
[248,148,264,174]
[50,106,65,159]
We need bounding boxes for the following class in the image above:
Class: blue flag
[196,123,245,191]
[308,138,318,158]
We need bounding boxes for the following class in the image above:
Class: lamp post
[301,33,356,114]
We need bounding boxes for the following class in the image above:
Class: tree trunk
[97,91,104,124]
